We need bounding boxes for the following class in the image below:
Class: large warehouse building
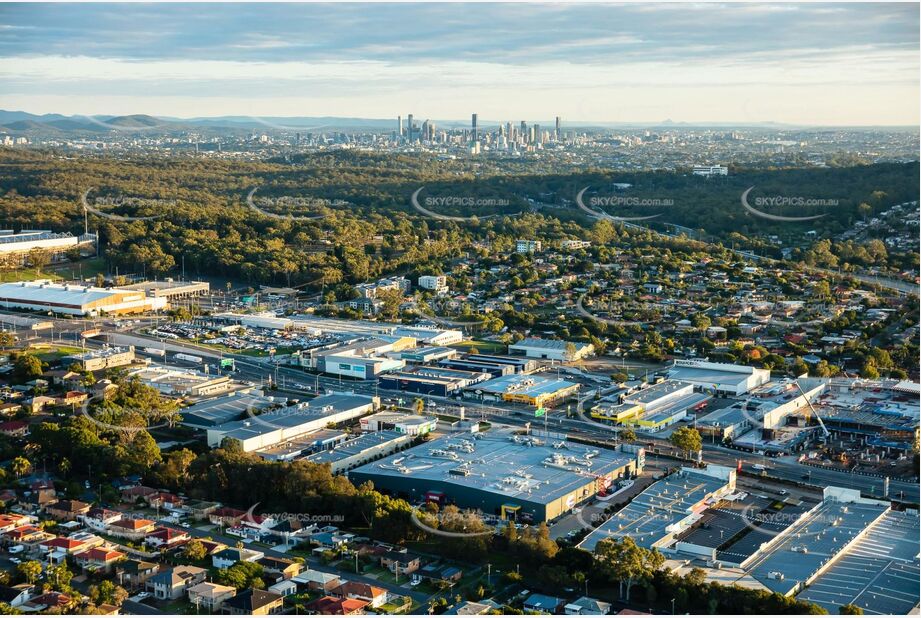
[349,431,645,522]
[206,393,379,452]
[464,374,580,408]
[0,230,96,264]
[509,337,594,362]
[0,281,167,316]
[667,359,770,395]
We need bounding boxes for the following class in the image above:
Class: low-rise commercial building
[465,374,580,408]
[350,431,644,522]
[358,411,437,435]
[205,393,379,452]
[510,337,594,362]
[305,430,414,474]
[0,281,167,316]
[65,346,136,371]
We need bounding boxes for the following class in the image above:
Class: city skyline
[0,2,918,126]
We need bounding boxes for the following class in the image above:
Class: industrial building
[180,393,280,428]
[314,337,410,379]
[378,366,489,397]
[578,465,736,552]
[127,366,237,398]
[0,281,167,316]
[305,430,414,474]
[464,354,539,374]
[667,359,771,396]
[205,393,379,452]
[0,230,96,264]
[121,279,210,301]
[358,411,437,435]
[350,432,645,522]
[742,488,893,597]
[399,346,458,364]
[591,380,710,432]
[794,508,919,615]
[438,358,515,378]
[65,346,136,371]
[509,337,594,362]
[392,326,463,346]
[465,374,580,408]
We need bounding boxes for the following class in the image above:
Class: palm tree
[10,456,31,478]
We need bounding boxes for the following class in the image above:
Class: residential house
[108,518,156,539]
[56,391,89,408]
[257,556,302,580]
[121,485,157,504]
[185,499,220,520]
[209,507,247,527]
[212,547,264,569]
[82,507,122,530]
[267,579,297,597]
[0,584,33,608]
[380,550,421,576]
[293,569,341,593]
[523,594,565,614]
[147,566,208,600]
[45,499,91,521]
[306,596,369,615]
[447,601,496,615]
[146,492,183,510]
[330,582,387,609]
[222,588,284,615]
[25,395,56,414]
[74,546,126,573]
[21,591,74,613]
[187,582,236,612]
[564,597,612,615]
[144,527,190,550]
[0,420,28,438]
[115,559,160,590]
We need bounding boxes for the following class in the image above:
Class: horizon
[1,2,918,126]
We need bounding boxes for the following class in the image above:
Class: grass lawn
[450,340,507,354]
[27,344,83,362]
[0,257,107,283]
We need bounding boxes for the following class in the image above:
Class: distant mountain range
[0,110,914,135]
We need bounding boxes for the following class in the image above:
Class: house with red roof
[307,595,369,615]
[0,420,29,438]
[108,518,156,539]
[145,527,190,549]
[74,546,126,572]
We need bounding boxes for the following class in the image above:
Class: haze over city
[1,2,919,125]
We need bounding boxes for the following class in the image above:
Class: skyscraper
[398,116,403,137]
[555,116,561,140]
[407,114,414,142]
[472,113,478,141]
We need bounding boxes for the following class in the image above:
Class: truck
[144,347,166,358]
[752,463,768,472]
[174,353,203,364]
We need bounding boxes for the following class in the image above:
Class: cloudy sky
[0,2,918,125]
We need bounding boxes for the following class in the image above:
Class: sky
[0,2,918,126]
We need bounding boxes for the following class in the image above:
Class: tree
[594,537,664,601]
[90,580,128,606]
[565,342,578,361]
[413,398,425,414]
[10,456,31,478]
[17,560,42,584]
[13,353,43,381]
[620,428,637,443]
[182,539,207,562]
[27,248,51,274]
[0,332,14,350]
[840,604,864,615]
[669,426,702,459]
